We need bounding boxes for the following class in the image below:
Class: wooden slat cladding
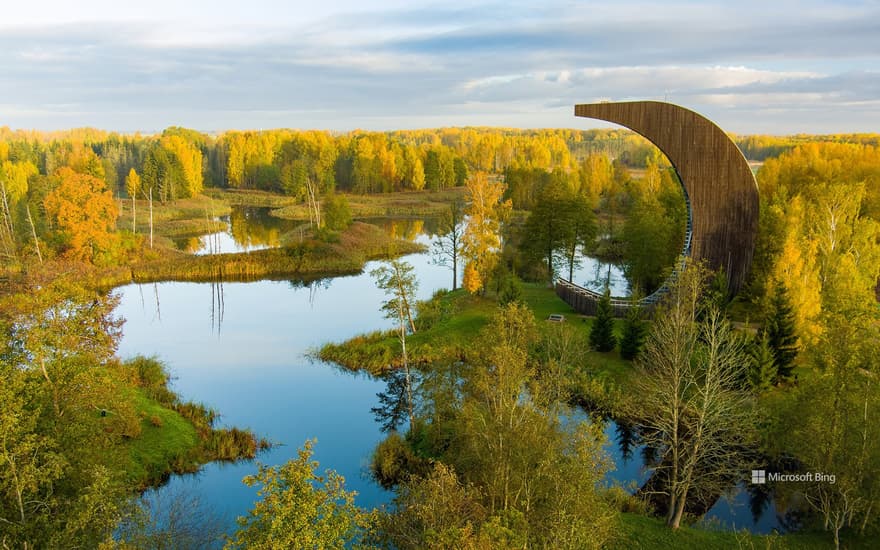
[575,101,759,295]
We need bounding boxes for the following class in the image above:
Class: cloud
[0,1,878,133]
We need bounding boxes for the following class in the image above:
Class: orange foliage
[44,167,119,263]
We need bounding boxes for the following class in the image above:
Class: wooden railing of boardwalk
[556,189,693,318]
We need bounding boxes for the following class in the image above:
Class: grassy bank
[271,188,467,220]
[319,283,631,380]
[203,187,297,208]
[125,356,269,489]
[87,221,424,289]
[201,187,467,220]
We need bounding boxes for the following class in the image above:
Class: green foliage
[370,431,430,490]
[373,462,488,550]
[414,289,456,332]
[590,288,617,352]
[371,259,419,333]
[403,303,618,549]
[770,312,880,542]
[764,282,799,381]
[322,193,352,231]
[225,440,371,550]
[706,268,730,314]
[519,170,596,283]
[0,282,138,548]
[611,512,848,550]
[498,274,523,306]
[632,263,758,528]
[619,298,647,360]
[748,332,777,392]
[621,192,679,294]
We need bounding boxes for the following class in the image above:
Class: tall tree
[622,192,678,294]
[431,199,465,290]
[461,172,510,294]
[631,263,757,529]
[160,134,203,197]
[589,288,617,352]
[372,260,419,428]
[44,168,119,263]
[748,332,777,392]
[763,282,799,382]
[125,168,141,234]
[522,176,574,283]
[562,192,596,282]
[619,297,647,360]
[322,193,351,231]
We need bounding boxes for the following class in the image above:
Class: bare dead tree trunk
[132,194,136,233]
[26,205,42,264]
[149,187,154,249]
[305,177,321,229]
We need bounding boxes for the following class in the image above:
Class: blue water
[115,208,779,537]
[116,228,450,529]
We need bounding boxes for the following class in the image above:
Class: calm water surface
[116,207,781,536]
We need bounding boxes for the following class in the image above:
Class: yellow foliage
[463,262,482,294]
[124,168,140,197]
[44,167,119,263]
[161,135,203,196]
[769,197,822,345]
[0,160,38,204]
[461,171,511,293]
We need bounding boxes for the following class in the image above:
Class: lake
[115,206,783,538]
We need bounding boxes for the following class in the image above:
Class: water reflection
[124,208,784,537]
[116,222,451,534]
[570,254,629,296]
[598,416,796,534]
[174,206,303,255]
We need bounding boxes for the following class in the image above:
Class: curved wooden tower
[575,101,759,295]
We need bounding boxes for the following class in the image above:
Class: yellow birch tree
[461,171,510,293]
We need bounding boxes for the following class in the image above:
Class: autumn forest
[1,123,879,549]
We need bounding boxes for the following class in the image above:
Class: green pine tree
[619,298,647,360]
[590,288,617,352]
[765,283,799,381]
[499,275,523,306]
[748,332,777,392]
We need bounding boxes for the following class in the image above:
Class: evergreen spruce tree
[748,332,777,392]
[619,298,647,360]
[590,288,617,352]
[765,283,799,381]
[499,275,523,306]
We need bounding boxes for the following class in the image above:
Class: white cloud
[0,1,878,133]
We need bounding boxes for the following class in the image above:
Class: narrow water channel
[115,207,784,537]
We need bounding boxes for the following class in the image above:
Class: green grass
[117,194,232,232]
[272,188,468,220]
[611,512,868,549]
[204,187,297,208]
[126,389,200,486]
[319,283,637,387]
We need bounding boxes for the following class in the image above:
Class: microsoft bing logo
[751,470,766,484]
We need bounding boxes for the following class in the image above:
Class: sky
[1,0,878,134]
